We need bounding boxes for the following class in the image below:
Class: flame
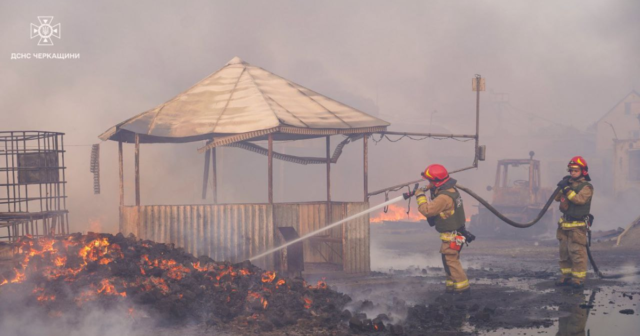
[317,280,327,289]
[97,279,126,297]
[10,268,26,283]
[2,235,228,310]
[193,261,208,272]
[75,290,97,306]
[37,293,56,302]
[3,236,126,286]
[370,204,424,223]
[303,297,313,309]
[261,271,276,283]
[466,217,471,222]
[154,259,176,268]
[166,264,191,280]
[136,276,170,295]
[78,237,113,265]
[150,277,169,294]
[3,234,291,317]
[99,258,113,265]
[216,266,237,281]
[141,254,151,265]
[53,256,67,267]
[247,291,268,310]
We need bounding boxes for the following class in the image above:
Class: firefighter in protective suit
[555,156,593,290]
[415,164,470,294]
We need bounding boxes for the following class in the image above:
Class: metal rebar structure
[0,131,68,241]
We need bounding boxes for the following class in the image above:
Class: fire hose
[252,181,638,279]
[450,183,640,279]
[455,183,561,229]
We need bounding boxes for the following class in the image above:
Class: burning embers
[0,233,351,331]
[247,290,268,310]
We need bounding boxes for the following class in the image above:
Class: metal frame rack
[0,131,68,241]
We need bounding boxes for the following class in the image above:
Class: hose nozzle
[402,183,420,200]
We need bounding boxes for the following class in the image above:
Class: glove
[427,216,436,227]
[557,176,571,189]
[562,185,572,195]
[403,183,423,200]
[414,187,426,198]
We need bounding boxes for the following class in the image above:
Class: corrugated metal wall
[121,201,369,274]
[273,203,345,265]
[121,204,274,270]
[343,202,370,274]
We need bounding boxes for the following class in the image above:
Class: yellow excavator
[469,151,556,238]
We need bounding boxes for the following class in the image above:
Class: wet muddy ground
[318,222,640,335]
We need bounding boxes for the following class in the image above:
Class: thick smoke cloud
[0,1,639,233]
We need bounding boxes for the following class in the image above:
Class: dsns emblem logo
[30,16,61,46]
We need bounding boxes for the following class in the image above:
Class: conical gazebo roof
[100,57,389,145]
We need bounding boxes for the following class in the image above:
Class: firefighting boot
[570,281,585,290]
[555,277,572,287]
[449,287,470,295]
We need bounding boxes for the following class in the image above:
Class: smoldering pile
[0,233,351,332]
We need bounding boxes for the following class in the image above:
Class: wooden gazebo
[99,57,390,274]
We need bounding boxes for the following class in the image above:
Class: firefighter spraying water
[411,164,474,294]
[250,157,640,281]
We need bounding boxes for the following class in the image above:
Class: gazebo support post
[135,134,140,206]
[118,140,124,231]
[363,135,369,202]
[268,134,273,204]
[326,136,331,224]
[202,149,210,200]
[212,147,218,204]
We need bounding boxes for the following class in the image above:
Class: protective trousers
[440,241,469,292]
[557,227,588,284]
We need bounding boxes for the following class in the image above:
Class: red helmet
[568,156,588,174]
[421,164,450,187]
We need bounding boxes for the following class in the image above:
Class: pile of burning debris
[0,233,351,333]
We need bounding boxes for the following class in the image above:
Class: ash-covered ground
[321,222,640,336]
[0,224,638,336]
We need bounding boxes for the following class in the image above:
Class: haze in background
[1,1,638,233]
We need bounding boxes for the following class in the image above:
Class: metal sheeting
[99,57,389,143]
[121,201,370,274]
[343,202,370,274]
[121,204,274,270]
[273,203,344,265]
